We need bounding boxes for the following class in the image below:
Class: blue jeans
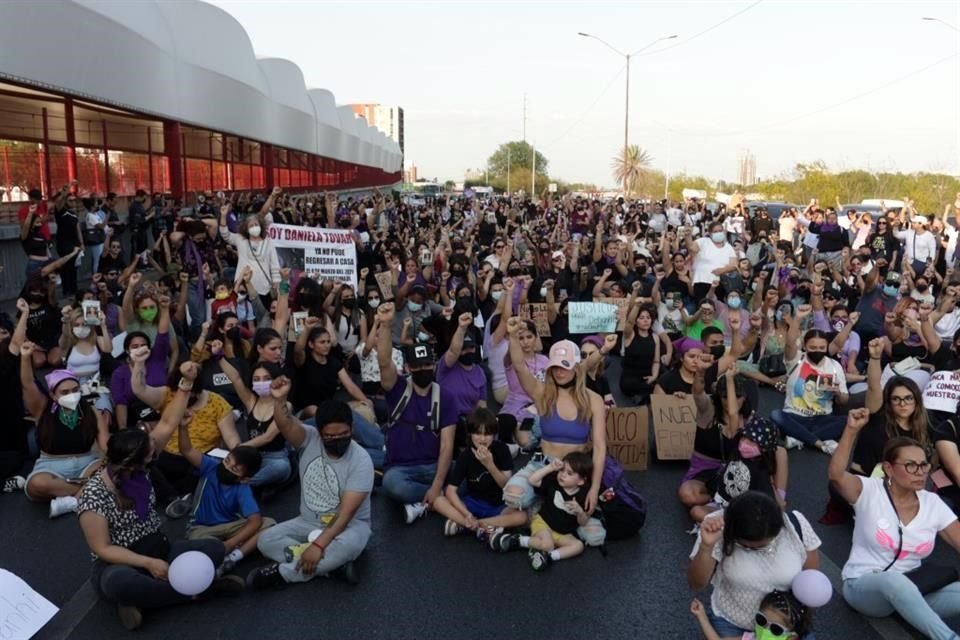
[186,280,205,340]
[248,449,292,487]
[351,410,385,469]
[770,409,846,447]
[382,463,438,505]
[89,242,104,274]
[844,572,960,640]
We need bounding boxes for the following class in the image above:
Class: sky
[207,0,960,188]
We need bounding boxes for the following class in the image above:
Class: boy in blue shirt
[178,421,275,572]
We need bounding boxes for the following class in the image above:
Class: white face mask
[72,326,92,339]
[248,225,262,238]
[58,392,82,412]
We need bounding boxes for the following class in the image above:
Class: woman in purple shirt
[110,331,170,429]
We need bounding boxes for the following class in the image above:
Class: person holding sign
[493,319,606,549]
[219,204,281,308]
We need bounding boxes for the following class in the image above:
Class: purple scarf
[109,467,153,521]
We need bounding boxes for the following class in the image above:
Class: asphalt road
[5,358,958,639]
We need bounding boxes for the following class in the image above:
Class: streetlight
[578,31,677,194]
[922,16,960,31]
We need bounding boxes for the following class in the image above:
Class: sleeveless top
[247,399,285,453]
[67,345,101,382]
[622,332,655,380]
[540,408,590,445]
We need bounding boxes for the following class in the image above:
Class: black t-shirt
[199,357,249,412]
[294,355,343,411]
[536,472,588,535]
[54,208,82,253]
[25,305,61,350]
[586,372,611,400]
[0,346,26,453]
[98,253,127,274]
[695,423,739,461]
[447,440,512,505]
[850,411,930,476]
[657,369,693,395]
[712,456,774,507]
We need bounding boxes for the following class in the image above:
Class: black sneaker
[210,574,245,595]
[246,563,286,590]
[332,560,359,585]
[528,549,552,571]
[164,493,192,519]
[489,532,520,553]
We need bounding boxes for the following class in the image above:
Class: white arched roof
[0,0,401,173]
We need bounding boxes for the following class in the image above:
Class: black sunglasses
[755,612,790,637]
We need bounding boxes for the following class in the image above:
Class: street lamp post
[922,16,960,31]
[578,31,677,195]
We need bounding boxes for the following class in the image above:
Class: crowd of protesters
[3,182,960,637]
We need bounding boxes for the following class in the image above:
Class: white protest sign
[568,302,617,334]
[0,569,59,640]
[922,371,960,414]
[268,224,357,284]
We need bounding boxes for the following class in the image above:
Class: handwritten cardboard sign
[0,569,59,640]
[519,303,551,337]
[568,302,617,334]
[594,296,629,331]
[374,271,395,301]
[605,406,648,471]
[651,393,698,460]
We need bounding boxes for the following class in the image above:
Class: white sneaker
[784,436,804,451]
[507,443,521,459]
[2,476,26,493]
[820,440,839,455]
[443,519,463,537]
[403,502,427,524]
[49,495,79,519]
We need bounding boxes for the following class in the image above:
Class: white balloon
[168,550,215,596]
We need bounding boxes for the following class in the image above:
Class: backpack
[387,379,441,433]
[597,454,648,541]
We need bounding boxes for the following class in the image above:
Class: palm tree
[611,145,653,196]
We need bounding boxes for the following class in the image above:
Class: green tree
[487,141,548,178]
[611,145,652,195]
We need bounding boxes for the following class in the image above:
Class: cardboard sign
[519,303,551,337]
[568,302,617,334]
[651,394,698,460]
[0,569,59,640]
[605,407,648,471]
[594,296,629,331]
[374,271,395,301]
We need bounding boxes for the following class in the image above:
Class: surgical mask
[711,232,725,243]
[216,463,240,485]
[138,307,158,323]
[54,275,62,287]
[458,351,476,366]
[215,291,230,301]
[775,311,783,322]
[367,298,380,309]
[407,301,422,312]
[58,392,82,412]
[323,437,352,457]
[247,225,261,238]
[540,288,548,298]
[833,319,847,332]
[491,291,502,302]
[738,439,762,459]
[883,285,899,297]
[72,326,92,339]
[252,381,272,397]
[411,369,434,388]
[727,296,741,310]
[417,331,431,342]
[806,350,827,364]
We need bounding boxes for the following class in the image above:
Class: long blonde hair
[535,364,593,423]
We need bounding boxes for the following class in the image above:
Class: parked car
[745,201,803,222]
[839,203,903,220]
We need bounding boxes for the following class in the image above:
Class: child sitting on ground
[178,421,274,572]
[491,451,593,571]
[691,589,812,640]
[431,407,527,539]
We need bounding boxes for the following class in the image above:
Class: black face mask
[411,369,434,388]
[709,345,725,359]
[216,463,240,485]
[806,350,827,364]
[555,377,576,389]
[323,437,351,457]
[28,291,46,303]
[341,298,356,309]
[225,326,240,341]
[457,298,475,314]
[916,283,929,293]
[458,351,476,366]
[636,265,648,276]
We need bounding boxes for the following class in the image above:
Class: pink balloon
[792,569,832,608]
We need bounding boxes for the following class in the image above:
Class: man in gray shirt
[249,384,373,588]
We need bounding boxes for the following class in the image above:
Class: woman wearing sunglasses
[831,408,960,640]
[687,492,821,637]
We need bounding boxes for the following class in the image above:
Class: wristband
[279,282,290,295]
[178,379,194,391]
[311,539,326,552]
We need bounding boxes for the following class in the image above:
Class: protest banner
[651,393,698,460]
[568,302,617,334]
[374,271,395,300]
[0,569,58,640]
[605,407,648,471]
[594,296,629,331]
[268,224,357,284]
[519,303,551,337]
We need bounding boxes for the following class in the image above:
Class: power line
[634,0,765,58]
[539,64,626,149]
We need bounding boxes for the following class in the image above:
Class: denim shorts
[26,451,101,499]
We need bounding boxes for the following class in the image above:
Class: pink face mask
[738,439,762,459]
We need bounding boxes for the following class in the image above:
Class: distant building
[350,104,404,152]
[403,164,419,184]
[737,151,757,186]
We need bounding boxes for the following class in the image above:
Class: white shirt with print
[782,353,847,417]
